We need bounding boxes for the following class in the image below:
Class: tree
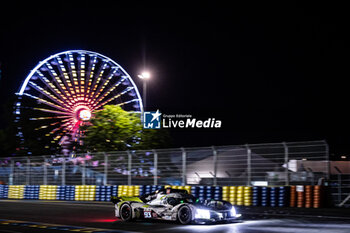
[80,105,171,152]
[81,105,142,152]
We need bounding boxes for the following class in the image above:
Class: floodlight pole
[143,81,147,110]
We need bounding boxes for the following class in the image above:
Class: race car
[111,188,241,224]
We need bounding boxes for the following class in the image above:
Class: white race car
[111,188,241,224]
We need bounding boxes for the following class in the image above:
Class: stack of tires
[191,186,198,198]
[56,186,66,200]
[296,185,305,208]
[244,186,252,206]
[236,186,244,205]
[118,185,140,197]
[64,186,75,201]
[205,186,213,201]
[0,185,8,198]
[313,185,322,208]
[39,185,57,200]
[214,186,222,200]
[290,185,296,207]
[222,186,228,202]
[197,186,206,202]
[74,185,96,201]
[23,185,40,200]
[305,185,313,208]
[252,186,261,206]
[278,186,289,207]
[8,185,24,199]
[95,186,112,201]
[261,187,270,207]
[142,185,152,195]
[151,185,163,193]
[229,186,237,205]
[270,187,278,207]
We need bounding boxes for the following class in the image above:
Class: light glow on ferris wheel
[15,50,143,151]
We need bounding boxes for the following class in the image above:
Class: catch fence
[0,140,328,186]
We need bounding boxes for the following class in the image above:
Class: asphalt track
[1,200,350,233]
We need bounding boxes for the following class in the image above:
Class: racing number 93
[144,211,152,218]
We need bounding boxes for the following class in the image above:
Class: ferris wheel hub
[77,108,91,121]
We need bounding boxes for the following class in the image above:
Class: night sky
[0,2,347,157]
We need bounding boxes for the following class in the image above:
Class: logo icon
[143,110,161,129]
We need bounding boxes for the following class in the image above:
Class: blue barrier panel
[261,187,270,207]
[252,186,261,206]
[0,185,9,199]
[24,185,40,200]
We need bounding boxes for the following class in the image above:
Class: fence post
[246,144,251,186]
[282,142,289,186]
[153,149,158,185]
[62,157,66,186]
[212,146,218,186]
[43,157,47,185]
[82,158,86,185]
[26,157,30,185]
[325,141,330,180]
[104,153,108,186]
[181,147,186,186]
[9,160,14,185]
[127,151,132,185]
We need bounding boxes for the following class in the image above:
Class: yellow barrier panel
[39,185,57,200]
[75,185,96,201]
[236,186,244,205]
[117,185,140,197]
[222,186,229,201]
[8,185,25,199]
[229,186,237,205]
[243,186,252,206]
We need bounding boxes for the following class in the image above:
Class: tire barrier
[57,185,75,201]
[0,185,9,199]
[8,185,24,199]
[229,186,237,205]
[95,185,118,202]
[313,185,322,208]
[0,184,326,208]
[118,185,140,197]
[290,185,296,207]
[270,187,278,207]
[261,187,270,207]
[252,186,261,206]
[206,186,213,201]
[39,185,57,200]
[24,185,40,200]
[75,185,96,201]
[236,186,244,205]
[243,186,252,206]
[278,186,289,207]
[305,185,313,208]
[296,185,305,208]
[197,186,205,202]
[214,186,222,200]
[191,186,198,198]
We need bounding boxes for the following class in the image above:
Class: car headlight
[195,209,210,219]
[230,206,236,217]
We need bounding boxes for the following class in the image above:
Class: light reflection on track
[0,200,350,233]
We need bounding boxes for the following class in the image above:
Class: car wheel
[177,205,192,224]
[120,203,133,221]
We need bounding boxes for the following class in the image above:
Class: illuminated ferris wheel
[15,50,143,153]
